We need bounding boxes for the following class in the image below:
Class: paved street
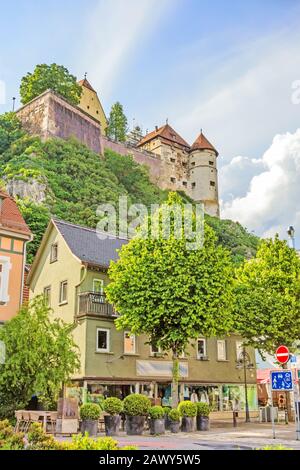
[101,422,300,450]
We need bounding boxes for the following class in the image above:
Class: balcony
[77,292,117,318]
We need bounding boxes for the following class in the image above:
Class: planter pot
[81,419,98,436]
[104,415,121,436]
[125,416,146,435]
[181,416,195,433]
[149,418,165,435]
[169,420,180,433]
[196,416,210,431]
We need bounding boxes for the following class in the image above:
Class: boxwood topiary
[196,402,210,417]
[80,403,101,421]
[169,409,180,422]
[123,394,151,416]
[103,397,123,416]
[163,407,171,416]
[178,401,197,418]
[149,406,165,420]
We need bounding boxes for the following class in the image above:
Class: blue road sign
[290,355,297,364]
[271,371,293,391]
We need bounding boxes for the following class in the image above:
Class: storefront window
[222,384,258,411]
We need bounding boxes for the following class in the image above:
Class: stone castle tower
[16,77,220,217]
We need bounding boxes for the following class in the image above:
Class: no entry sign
[275,345,290,364]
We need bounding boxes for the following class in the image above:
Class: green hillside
[0,113,259,263]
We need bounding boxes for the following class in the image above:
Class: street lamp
[236,347,254,423]
[287,226,296,250]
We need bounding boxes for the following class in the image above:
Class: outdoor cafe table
[29,411,52,432]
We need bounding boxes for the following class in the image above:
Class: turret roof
[190,131,218,156]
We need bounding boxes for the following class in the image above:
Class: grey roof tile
[53,219,128,268]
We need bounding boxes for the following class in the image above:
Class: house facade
[28,219,258,418]
[0,191,32,322]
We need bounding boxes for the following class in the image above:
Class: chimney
[155,126,158,132]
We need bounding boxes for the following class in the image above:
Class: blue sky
[1,0,300,245]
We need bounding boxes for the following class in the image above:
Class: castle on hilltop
[16,77,220,217]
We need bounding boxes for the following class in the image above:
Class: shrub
[69,433,119,450]
[103,397,123,416]
[169,409,180,422]
[0,420,25,450]
[196,402,210,417]
[163,407,171,416]
[149,406,165,420]
[80,403,101,421]
[27,422,61,450]
[123,394,151,416]
[256,444,293,450]
[178,401,197,418]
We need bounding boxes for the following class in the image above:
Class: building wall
[0,234,25,321]
[17,90,102,154]
[78,86,107,133]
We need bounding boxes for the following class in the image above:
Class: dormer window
[50,243,58,263]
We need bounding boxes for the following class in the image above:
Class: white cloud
[77,0,172,99]
[221,129,300,244]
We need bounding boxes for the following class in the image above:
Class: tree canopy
[234,235,300,354]
[0,113,24,154]
[0,297,80,418]
[106,102,128,142]
[106,193,235,404]
[20,63,82,106]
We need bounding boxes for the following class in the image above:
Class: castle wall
[17,90,102,154]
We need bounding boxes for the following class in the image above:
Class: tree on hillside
[20,64,82,106]
[0,113,24,155]
[0,297,80,418]
[106,193,235,406]
[234,235,300,354]
[106,102,128,142]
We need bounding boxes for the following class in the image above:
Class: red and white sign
[275,345,290,364]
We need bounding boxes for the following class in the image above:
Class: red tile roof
[137,124,190,149]
[191,131,218,156]
[78,78,96,93]
[0,190,32,237]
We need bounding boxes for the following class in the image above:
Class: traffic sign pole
[269,373,276,439]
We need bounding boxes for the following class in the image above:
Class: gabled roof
[137,124,190,149]
[0,190,32,238]
[78,78,96,93]
[190,131,218,156]
[53,219,128,268]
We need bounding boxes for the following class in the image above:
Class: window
[170,158,175,163]
[210,181,216,187]
[124,331,136,354]
[97,328,110,352]
[150,344,162,356]
[217,340,227,361]
[50,243,58,263]
[43,286,51,306]
[182,162,187,168]
[197,338,207,359]
[93,279,104,294]
[182,181,188,187]
[170,177,176,183]
[209,161,214,166]
[59,281,68,304]
[236,340,244,361]
[191,182,196,189]
[0,257,11,304]
[191,162,196,167]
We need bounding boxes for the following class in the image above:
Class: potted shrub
[123,394,151,435]
[163,407,171,430]
[178,401,197,433]
[149,406,165,435]
[168,409,180,433]
[103,397,123,436]
[196,402,210,431]
[80,403,101,436]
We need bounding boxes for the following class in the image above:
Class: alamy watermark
[96,197,205,250]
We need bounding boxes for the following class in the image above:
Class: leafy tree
[0,297,80,418]
[20,64,82,106]
[17,199,51,264]
[106,102,128,142]
[234,235,300,354]
[106,193,235,406]
[0,113,24,155]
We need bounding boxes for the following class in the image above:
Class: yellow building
[77,77,108,133]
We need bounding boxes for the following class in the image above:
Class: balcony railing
[77,292,117,318]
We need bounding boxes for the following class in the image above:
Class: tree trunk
[172,352,179,408]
